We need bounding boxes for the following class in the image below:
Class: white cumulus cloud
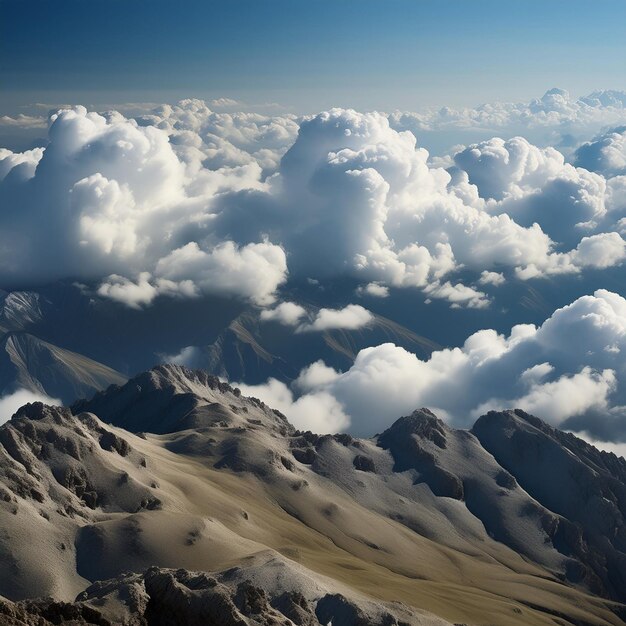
[2,99,626,312]
[260,302,307,326]
[297,304,374,332]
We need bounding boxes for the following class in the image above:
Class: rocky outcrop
[378,409,464,500]
[0,402,160,600]
[473,409,626,603]
[73,562,430,626]
[0,595,110,626]
[72,364,291,437]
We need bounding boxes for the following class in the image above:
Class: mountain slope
[0,365,625,625]
[0,332,127,403]
[473,409,626,602]
[0,291,46,333]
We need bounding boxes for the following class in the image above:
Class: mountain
[0,285,439,393]
[188,309,440,384]
[1,270,622,398]
[0,289,127,404]
[0,331,127,404]
[0,365,625,625]
[0,291,46,333]
[473,410,626,602]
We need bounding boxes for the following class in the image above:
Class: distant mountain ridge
[0,331,126,403]
[179,308,440,384]
[0,286,440,403]
[0,289,127,404]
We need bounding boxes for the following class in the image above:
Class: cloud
[474,367,616,425]
[454,136,611,247]
[0,114,46,129]
[2,99,626,312]
[214,107,626,298]
[478,270,505,286]
[137,98,299,172]
[260,301,307,326]
[235,378,349,433]
[0,105,287,307]
[294,360,341,391]
[160,345,203,368]
[240,290,626,439]
[154,241,287,306]
[390,88,626,136]
[574,126,626,178]
[209,98,244,109]
[0,147,44,182]
[297,304,374,332]
[261,302,374,332]
[453,136,567,202]
[423,281,489,309]
[356,282,389,298]
[0,389,61,425]
[97,273,161,309]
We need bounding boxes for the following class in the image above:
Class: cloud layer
[0,94,626,312]
[240,290,626,440]
[0,105,288,306]
[391,88,626,136]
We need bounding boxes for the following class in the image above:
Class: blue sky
[1,0,626,112]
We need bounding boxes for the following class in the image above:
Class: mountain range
[0,364,625,625]
[1,271,621,406]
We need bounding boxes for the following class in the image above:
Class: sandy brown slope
[0,366,625,625]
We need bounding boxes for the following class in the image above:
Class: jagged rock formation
[72,365,291,436]
[0,557,442,625]
[1,365,626,626]
[0,402,158,600]
[0,594,109,626]
[473,409,626,603]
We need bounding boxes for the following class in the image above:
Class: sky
[2,0,626,113]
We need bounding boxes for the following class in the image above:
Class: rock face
[72,365,291,436]
[1,365,626,626]
[473,409,626,603]
[0,291,46,333]
[0,594,110,626]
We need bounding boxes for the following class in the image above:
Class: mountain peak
[473,408,626,480]
[0,330,126,402]
[72,364,291,436]
[379,408,448,449]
